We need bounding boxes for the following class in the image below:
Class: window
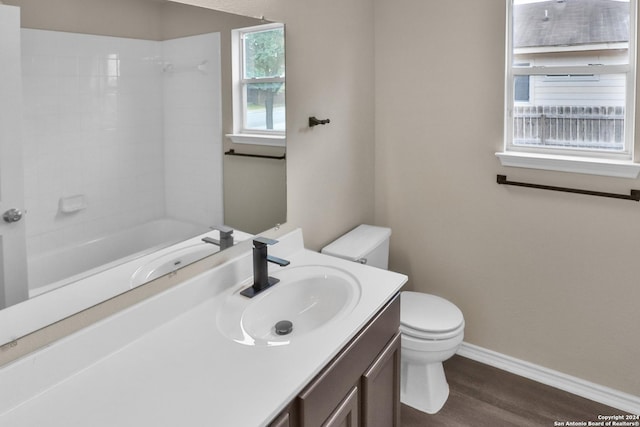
[228,23,286,147]
[514,74,530,103]
[514,63,531,103]
[499,0,640,177]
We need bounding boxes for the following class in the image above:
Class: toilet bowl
[321,225,466,415]
[400,291,464,414]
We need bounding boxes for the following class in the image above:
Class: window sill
[226,133,286,147]
[495,151,640,179]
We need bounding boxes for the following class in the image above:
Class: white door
[0,5,28,308]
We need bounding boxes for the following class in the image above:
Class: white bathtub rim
[28,218,207,293]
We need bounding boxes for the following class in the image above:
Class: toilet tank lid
[321,224,391,261]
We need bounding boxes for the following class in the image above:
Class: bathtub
[28,219,209,297]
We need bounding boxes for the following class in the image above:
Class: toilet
[321,224,465,414]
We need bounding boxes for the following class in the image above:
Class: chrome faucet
[241,237,290,298]
[202,225,234,250]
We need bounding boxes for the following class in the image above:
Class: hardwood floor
[401,355,629,427]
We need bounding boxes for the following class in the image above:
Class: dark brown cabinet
[323,386,359,427]
[269,294,400,427]
[269,411,292,427]
[362,333,401,427]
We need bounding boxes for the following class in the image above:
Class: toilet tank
[321,224,391,269]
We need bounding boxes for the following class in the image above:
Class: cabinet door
[269,401,299,427]
[362,333,401,427]
[298,295,399,426]
[323,386,359,427]
[269,411,290,427]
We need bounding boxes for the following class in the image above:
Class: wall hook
[309,116,331,127]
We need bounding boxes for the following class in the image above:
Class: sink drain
[275,320,293,335]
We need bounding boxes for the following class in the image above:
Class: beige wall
[4,0,163,39]
[374,0,640,396]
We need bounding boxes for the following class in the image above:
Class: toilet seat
[400,292,464,340]
[401,322,465,340]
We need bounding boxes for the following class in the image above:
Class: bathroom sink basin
[217,265,361,346]
[130,243,219,286]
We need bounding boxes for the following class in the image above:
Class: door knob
[3,208,23,223]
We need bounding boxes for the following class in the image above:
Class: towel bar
[496,175,640,202]
[224,149,285,160]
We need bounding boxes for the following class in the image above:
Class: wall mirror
[0,0,286,346]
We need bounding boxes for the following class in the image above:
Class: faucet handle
[210,224,234,238]
[253,237,278,248]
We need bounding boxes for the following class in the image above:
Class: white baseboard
[457,342,640,415]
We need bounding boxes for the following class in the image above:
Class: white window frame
[497,0,640,178]
[227,22,286,147]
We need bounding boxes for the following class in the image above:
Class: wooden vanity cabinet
[268,294,400,427]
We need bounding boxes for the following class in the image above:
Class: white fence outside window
[513,105,625,151]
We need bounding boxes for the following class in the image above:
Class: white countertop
[0,229,407,426]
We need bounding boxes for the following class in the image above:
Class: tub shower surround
[19,29,223,294]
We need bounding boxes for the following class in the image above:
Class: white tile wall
[163,33,223,228]
[20,29,223,287]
